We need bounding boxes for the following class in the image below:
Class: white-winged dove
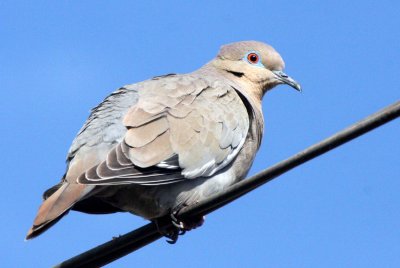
[26,41,300,241]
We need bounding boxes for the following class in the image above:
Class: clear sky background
[1,1,399,267]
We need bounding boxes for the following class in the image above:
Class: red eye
[247,53,259,64]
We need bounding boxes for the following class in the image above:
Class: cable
[54,100,400,268]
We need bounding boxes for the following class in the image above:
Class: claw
[154,212,184,244]
[165,229,179,244]
[154,211,205,244]
[170,212,185,229]
[169,211,186,240]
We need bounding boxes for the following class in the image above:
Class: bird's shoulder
[66,86,139,163]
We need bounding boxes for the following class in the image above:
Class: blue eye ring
[244,51,264,67]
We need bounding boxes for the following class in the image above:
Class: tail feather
[26,183,93,240]
[25,210,69,240]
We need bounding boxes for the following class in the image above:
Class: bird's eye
[247,53,259,64]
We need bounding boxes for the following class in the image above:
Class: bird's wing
[26,87,140,239]
[63,86,140,183]
[77,74,250,185]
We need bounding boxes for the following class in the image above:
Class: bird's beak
[272,70,301,92]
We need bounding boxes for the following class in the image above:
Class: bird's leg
[170,212,186,233]
[171,211,205,231]
[154,210,206,244]
[154,216,180,244]
[167,209,205,244]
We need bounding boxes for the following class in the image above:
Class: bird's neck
[200,61,265,106]
[197,62,264,149]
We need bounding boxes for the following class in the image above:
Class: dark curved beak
[272,70,301,92]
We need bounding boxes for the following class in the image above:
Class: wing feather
[77,74,249,185]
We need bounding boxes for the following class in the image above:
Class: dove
[26,41,300,242]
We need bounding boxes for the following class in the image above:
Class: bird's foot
[171,212,205,231]
[154,212,205,244]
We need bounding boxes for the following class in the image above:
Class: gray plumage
[27,41,300,239]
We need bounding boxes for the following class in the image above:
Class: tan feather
[125,117,169,148]
[26,183,92,239]
[127,130,174,167]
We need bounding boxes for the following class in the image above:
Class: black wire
[54,223,162,268]
[54,100,400,268]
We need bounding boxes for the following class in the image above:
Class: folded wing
[78,74,250,185]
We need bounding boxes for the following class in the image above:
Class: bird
[26,41,300,242]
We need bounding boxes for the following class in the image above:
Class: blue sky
[1,1,399,267]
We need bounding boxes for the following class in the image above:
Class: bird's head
[212,41,301,99]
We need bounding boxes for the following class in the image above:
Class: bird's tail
[26,183,92,240]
